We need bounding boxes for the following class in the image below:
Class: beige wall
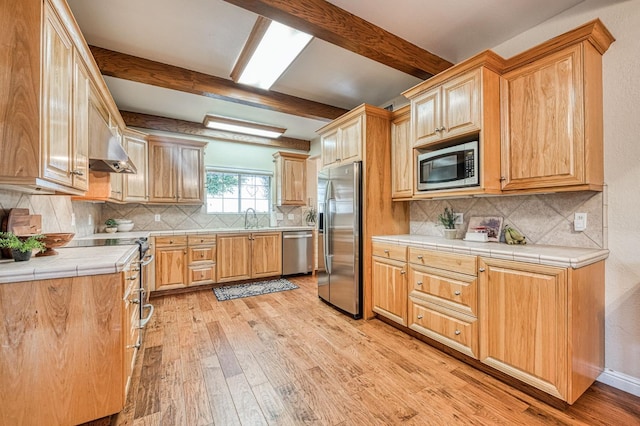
[489,0,640,394]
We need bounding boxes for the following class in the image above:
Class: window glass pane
[206,170,270,213]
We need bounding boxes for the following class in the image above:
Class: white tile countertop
[0,244,139,284]
[0,227,316,284]
[372,234,609,269]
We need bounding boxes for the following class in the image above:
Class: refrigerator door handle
[324,180,332,275]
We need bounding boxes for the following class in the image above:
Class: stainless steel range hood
[88,104,137,174]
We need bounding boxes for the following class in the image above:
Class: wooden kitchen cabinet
[273,151,309,206]
[319,114,362,168]
[122,128,149,202]
[148,135,206,204]
[478,258,605,403]
[217,232,282,283]
[154,236,188,291]
[390,106,412,199]
[410,68,481,147]
[187,234,217,286]
[372,242,408,326]
[407,247,479,358]
[0,274,125,425]
[72,50,90,192]
[123,251,141,396]
[500,36,612,192]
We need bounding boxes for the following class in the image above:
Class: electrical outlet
[276,213,284,220]
[453,213,464,225]
[154,214,161,222]
[574,212,587,231]
[88,214,93,226]
[71,213,76,227]
[287,213,295,220]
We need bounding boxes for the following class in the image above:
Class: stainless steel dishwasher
[282,230,314,275]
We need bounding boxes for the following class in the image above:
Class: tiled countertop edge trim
[372,235,609,269]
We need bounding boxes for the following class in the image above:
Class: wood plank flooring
[104,275,639,425]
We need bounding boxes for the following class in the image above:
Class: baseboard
[597,368,640,397]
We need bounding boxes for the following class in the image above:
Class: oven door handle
[140,303,154,328]
[140,254,154,266]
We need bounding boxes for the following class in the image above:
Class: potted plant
[304,206,317,226]
[105,218,118,233]
[437,207,457,239]
[0,232,45,261]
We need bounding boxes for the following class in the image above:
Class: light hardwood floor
[100,275,639,425]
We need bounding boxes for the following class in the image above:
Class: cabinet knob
[440,126,447,132]
[169,240,174,244]
[417,255,423,260]
[479,267,486,272]
[383,249,390,254]
[434,128,441,133]
[127,343,141,349]
[454,290,461,296]
[71,169,84,176]
[184,249,187,254]
[500,176,506,182]
[400,270,406,275]
[417,314,423,319]
[200,239,204,243]
[454,330,461,335]
[417,281,423,286]
[200,253,204,258]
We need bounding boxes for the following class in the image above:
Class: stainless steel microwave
[417,141,479,191]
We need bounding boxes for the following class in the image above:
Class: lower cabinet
[0,273,126,425]
[154,234,217,291]
[217,232,282,283]
[371,242,408,326]
[370,241,605,404]
[123,251,141,396]
[478,257,604,404]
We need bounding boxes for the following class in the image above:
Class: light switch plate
[154,214,161,222]
[574,212,587,231]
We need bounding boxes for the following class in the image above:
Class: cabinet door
[281,156,306,205]
[178,145,204,203]
[149,142,177,202]
[72,51,90,191]
[321,129,339,167]
[501,45,584,190]
[479,258,568,400]
[110,172,123,202]
[339,115,362,163]
[42,2,73,187]
[441,68,481,139]
[217,234,251,282]
[412,86,440,147]
[252,232,282,278]
[155,246,187,290]
[391,110,412,198]
[123,133,148,202]
[372,257,407,326]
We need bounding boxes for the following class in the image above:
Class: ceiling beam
[222,0,453,79]
[121,110,311,151]
[90,46,348,122]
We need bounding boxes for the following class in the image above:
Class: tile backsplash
[411,191,605,249]
[100,203,308,232]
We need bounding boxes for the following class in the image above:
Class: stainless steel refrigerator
[317,161,362,319]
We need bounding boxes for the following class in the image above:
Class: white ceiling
[67,0,586,141]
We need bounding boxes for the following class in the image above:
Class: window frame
[204,167,272,214]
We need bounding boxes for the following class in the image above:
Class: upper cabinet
[500,28,613,192]
[148,136,206,204]
[319,114,363,168]
[122,129,149,203]
[390,106,412,199]
[273,151,309,206]
[411,69,482,147]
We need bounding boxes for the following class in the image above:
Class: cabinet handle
[184,249,187,254]
[71,169,84,176]
[440,126,447,132]
[127,274,139,281]
[479,267,486,272]
[454,330,461,335]
[383,249,390,254]
[128,298,140,304]
[200,239,205,243]
[499,176,506,182]
[417,255,423,260]
[417,281,423,286]
[417,314,423,319]
[127,343,141,349]
[454,290,461,296]
[169,240,174,244]
[400,270,406,275]
[434,128,441,133]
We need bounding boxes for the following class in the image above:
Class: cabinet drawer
[189,265,216,285]
[409,264,477,316]
[372,242,407,261]
[408,301,478,358]
[155,236,187,247]
[408,247,477,276]
[188,234,216,246]
[188,246,216,263]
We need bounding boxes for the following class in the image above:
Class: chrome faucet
[244,208,258,229]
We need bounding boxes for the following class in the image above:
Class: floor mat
[213,278,299,301]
